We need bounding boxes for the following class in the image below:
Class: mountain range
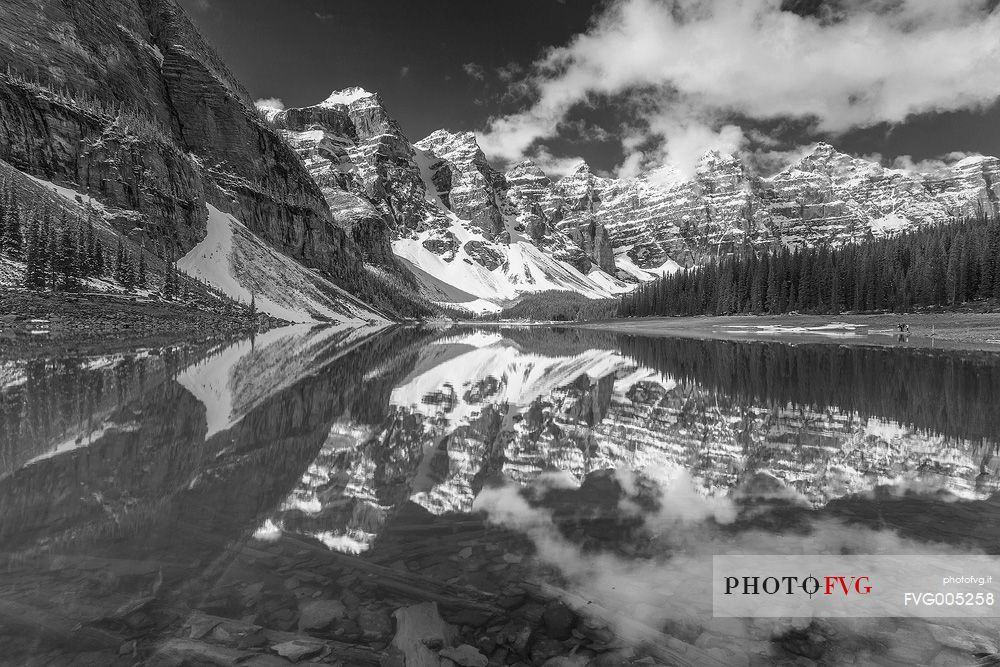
[2,0,999,319]
[272,87,1000,313]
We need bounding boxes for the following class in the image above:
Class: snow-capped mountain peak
[319,86,376,107]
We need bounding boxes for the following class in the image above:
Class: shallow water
[2,324,1000,666]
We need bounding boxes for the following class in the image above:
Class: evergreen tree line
[0,189,149,292]
[618,215,1000,317]
[0,176,195,299]
[3,64,174,147]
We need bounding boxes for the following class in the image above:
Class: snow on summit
[320,87,374,107]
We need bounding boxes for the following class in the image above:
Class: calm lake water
[2,324,1000,666]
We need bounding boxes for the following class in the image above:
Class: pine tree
[23,213,38,288]
[114,240,123,284]
[57,222,79,291]
[93,238,105,277]
[945,236,962,305]
[37,208,54,290]
[162,251,178,300]
[120,247,135,291]
[137,248,147,289]
[0,186,8,255]
[2,193,23,260]
[83,208,97,278]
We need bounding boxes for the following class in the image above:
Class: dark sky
[177,0,1000,173]
[176,0,603,139]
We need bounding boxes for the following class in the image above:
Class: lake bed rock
[297,599,346,633]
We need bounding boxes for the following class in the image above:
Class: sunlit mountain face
[2,326,1000,665]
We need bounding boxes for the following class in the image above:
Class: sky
[177,0,1000,180]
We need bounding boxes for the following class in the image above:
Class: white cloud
[254,97,285,112]
[742,144,816,176]
[477,0,1000,179]
[530,146,589,178]
[462,62,486,81]
[496,62,524,83]
[889,151,983,174]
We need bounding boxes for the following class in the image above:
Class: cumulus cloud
[254,97,285,112]
[477,0,1000,179]
[857,150,984,174]
[743,145,816,176]
[889,151,982,174]
[496,62,524,83]
[462,62,486,81]
[530,146,589,178]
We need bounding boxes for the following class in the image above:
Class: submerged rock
[271,639,324,662]
[440,643,488,666]
[388,602,457,667]
[297,599,346,633]
[542,602,576,640]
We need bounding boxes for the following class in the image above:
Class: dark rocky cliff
[270,90,442,266]
[0,0,362,280]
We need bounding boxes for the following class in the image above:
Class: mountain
[272,91,634,314]
[273,86,1000,312]
[0,0,426,322]
[505,145,1000,283]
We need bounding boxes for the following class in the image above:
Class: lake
[2,324,1000,666]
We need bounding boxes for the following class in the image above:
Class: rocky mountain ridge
[0,0,431,322]
[271,87,1000,312]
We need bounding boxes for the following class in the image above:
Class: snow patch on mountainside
[614,250,683,282]
[0,255,23,288]
[412,148,449,209]
[394,217,632,312]
[869,212,912,236]
[23,173,110,216]
[396,257,502,313]
[178,205,384,323]
[0,362,26,391]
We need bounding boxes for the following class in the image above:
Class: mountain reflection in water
[1,324,999,666]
